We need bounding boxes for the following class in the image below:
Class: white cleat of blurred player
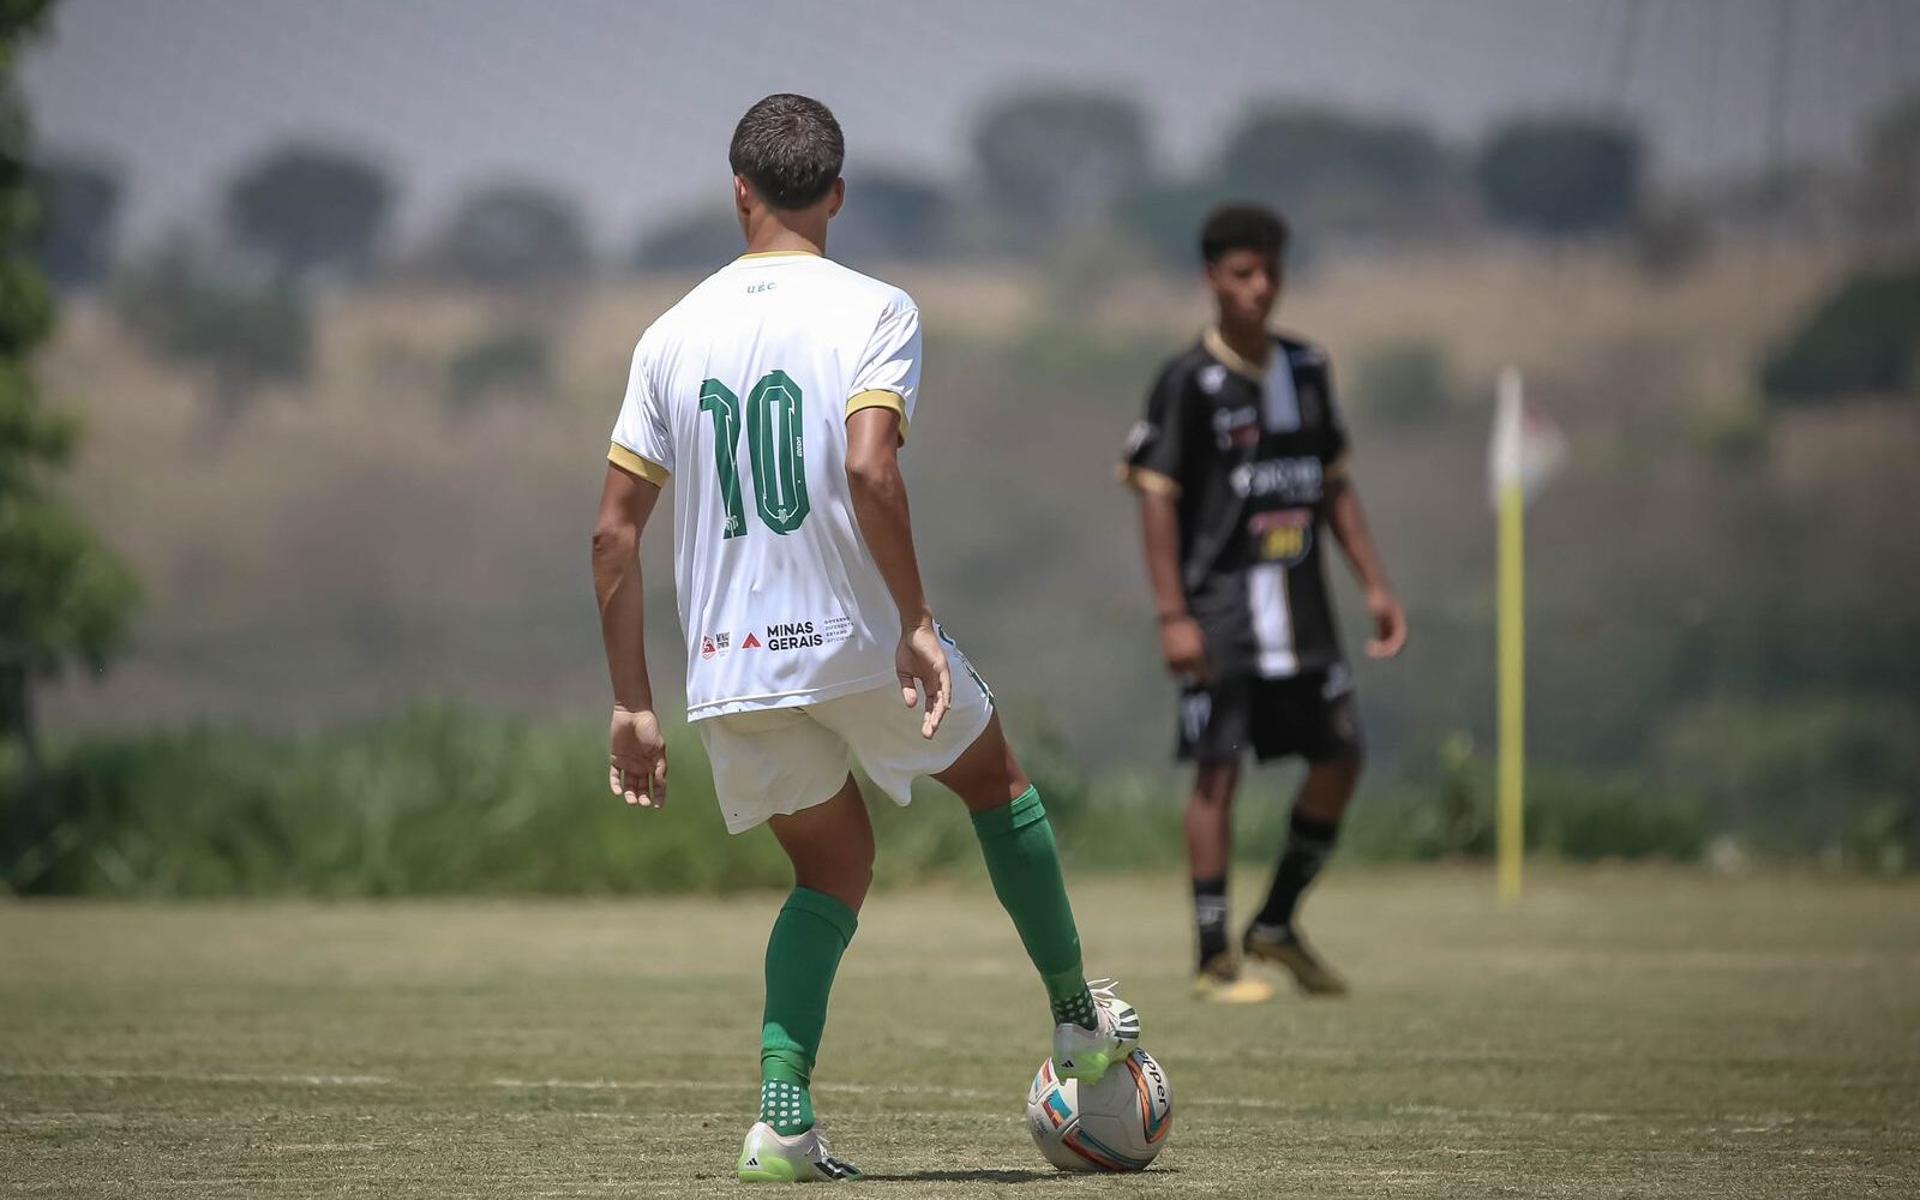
[1052,979,1142,1085]
[736,1122,863,1183]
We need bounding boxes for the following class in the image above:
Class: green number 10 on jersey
[700,370,811,538]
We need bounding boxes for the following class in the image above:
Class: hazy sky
[23,0,1919,250]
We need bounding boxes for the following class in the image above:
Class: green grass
[2,867,1916,1197]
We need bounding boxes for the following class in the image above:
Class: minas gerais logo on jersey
[747,616,854,652]
[764,621,825,651]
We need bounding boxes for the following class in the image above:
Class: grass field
[3,866,1917,1198]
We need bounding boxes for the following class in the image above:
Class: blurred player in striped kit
[1121,204,1408,1003]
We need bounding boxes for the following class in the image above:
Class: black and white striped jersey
[1120,328,1351,680]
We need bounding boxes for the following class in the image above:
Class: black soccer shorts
[1175,665,1364,766]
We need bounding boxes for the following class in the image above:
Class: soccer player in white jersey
[591,94,1138,1183]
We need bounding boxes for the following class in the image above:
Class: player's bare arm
[592,462,669,807]
[1135,485,1207,680]
[845,405,950,738]
[1326,474,1407,659]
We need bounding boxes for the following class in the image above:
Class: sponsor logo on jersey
[699,632,733,661]
[766,621,824,651]
[1212,404,1260,450]
[1228,456,1323,503]
[700,636,716,660]
[735,617,858,653]
[1198,363,1228,394]
[1249,508,1313,565]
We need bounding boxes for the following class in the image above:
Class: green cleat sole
[737,1158,801,1183]
[1058,1050,1111,1084]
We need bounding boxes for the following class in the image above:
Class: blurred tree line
[26,82,1915,426]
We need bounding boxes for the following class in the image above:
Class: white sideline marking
[0,1068,390,1087]
[487,1077,1620,1121]
[14,1070,1898,1138]
[492,1077,1005,1102]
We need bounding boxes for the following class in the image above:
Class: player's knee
[1341,749,1365,780]
[843,827,877,897]
[1190,764,1239,809]
[1310,753,1363,795]
[795,851,872,911]
[937,717,1030,811]
[842,857,875,909]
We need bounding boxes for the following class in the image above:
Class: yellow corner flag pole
[1497,477,1525,903]
[1494,368,1526,904]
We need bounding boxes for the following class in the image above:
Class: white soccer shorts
[697,639,996,834]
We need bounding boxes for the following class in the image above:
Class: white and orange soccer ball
[1024,1048,1173,1172]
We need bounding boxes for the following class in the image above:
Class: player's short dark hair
[1199,203,1290,264]
[728,93,845,211]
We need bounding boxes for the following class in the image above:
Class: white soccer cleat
[736,1121,863,1183]
[1052,978,1142,1085]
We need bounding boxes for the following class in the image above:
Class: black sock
[1192,875,1229,969]
[1253,811,1340,933]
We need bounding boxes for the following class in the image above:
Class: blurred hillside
[35,241,1917,855]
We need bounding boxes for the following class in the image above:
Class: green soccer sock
[759,887,858,1137]
[970,786,1096,1030]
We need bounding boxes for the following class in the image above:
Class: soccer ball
[1024,1048,1173,1172]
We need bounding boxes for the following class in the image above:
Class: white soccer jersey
[608,250,921,721]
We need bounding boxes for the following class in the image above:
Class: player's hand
[609,706,668,808]
[1365,589,1408,659]
[896,621,952,740]
[1159,614,1209,681]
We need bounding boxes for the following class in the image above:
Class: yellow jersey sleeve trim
[1116,464,1181,498]
[846,390,910,443]
[608,442,670,486]
[1202,326,1269,383]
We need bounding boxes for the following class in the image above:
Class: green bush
[4,713,780,897]
[446,327,551,412]
[1660,695,1919,865]
[1338,751,1705,865]
[424,182,591,289]
[1683,398,1771,465]
[0,710,1141,898]
[1760,265,1920,402]
[1216,104,1450,241]
[1476,116,1643,237]
[1351,339,1453,425]
[110,234,310,421]
[634,208,745,272]
[1525,766,1707,861]
[1,710,1754,898]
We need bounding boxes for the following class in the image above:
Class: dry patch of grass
[2,867,1916,1197]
